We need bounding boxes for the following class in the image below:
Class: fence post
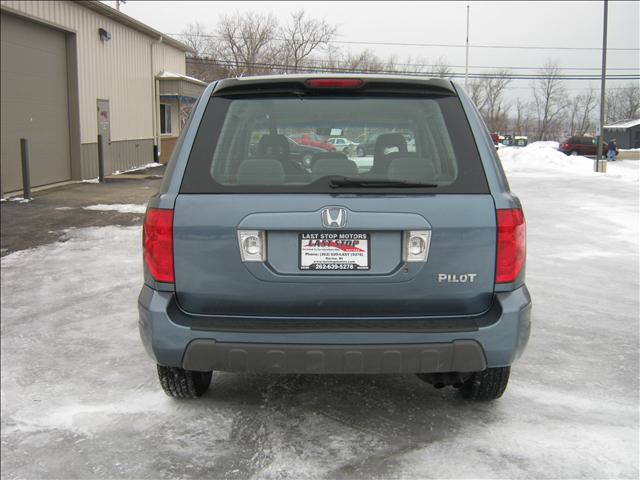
[20,138,32,200]
[97,134,105,183]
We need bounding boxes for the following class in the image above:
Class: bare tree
[278,10,337,72]
[480,70,512,132]
[606,82,640,123]
[465,79,487,112]
[532,60,567,140]
[384,54,400,73]
[179,22,214,58]
[462,71,511,132]
[567,88,597,135]
[340,49,386,72]
[186,57,232,83]
[426,56,452,78]
[213,12,279,76]
[513,99,532,136]
[617,82,640,119]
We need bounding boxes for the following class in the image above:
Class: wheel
[570,150,578,156]
[157,365,212,398]
[357,146,365,157]
[459,366,510,401]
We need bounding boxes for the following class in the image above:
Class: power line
[170,32,640,51]
[176,34,640,72]
[463,65,638,71]
[187,57,640,81]
[304,61,639,72]
[192,56,639,72]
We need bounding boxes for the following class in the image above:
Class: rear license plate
[299,232,370,271]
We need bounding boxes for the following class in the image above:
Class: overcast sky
[105,1,638,99]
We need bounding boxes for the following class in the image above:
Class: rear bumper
[138,285,531,373]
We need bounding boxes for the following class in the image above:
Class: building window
[160,104,172,135]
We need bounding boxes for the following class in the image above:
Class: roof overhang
[157,71,206,100]
[156,71,207,86]
[604,118,640,130]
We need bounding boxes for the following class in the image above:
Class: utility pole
[465,3,470,88]
[595,0,608,173]
[116,0,126,12]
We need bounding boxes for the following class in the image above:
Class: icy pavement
[82,204,147,214]
[1,146,638,479]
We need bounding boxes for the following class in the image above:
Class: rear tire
[570,150,578,156]
[459,366,510,401]
[157,365,212,398]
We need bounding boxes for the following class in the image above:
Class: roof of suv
[211,74,456,96]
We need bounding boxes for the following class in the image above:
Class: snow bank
[1,196,31,203]
[499,141,639,183]
[83,204,146,214]
[113,162,164,175]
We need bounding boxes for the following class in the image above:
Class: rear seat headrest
[236,159,285,185]
[257,135,289,157]
[374,133,408,157]
[312,158,358,180]
[310,151,350,168]
[387,157,436,182]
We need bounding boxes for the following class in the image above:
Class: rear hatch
[173,78,496,318]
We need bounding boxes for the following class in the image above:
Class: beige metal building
[0,0,205,193]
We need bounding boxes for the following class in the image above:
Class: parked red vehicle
[490,133,500,150]
[558,136,607,156]
[290,133,336,152]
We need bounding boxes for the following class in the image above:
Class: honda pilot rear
[138,75,531,401]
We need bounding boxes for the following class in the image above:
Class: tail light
[495,208,526,284]
[305,78,363,88]
[143,208,174,283]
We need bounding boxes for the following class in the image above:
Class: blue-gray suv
[138,75,531,401]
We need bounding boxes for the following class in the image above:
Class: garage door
[1,12,71,193]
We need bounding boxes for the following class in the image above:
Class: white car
[327,137,356,153]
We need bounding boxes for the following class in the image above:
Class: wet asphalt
[0,167,164,256]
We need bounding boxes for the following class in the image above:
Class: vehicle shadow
[198,372,509,477]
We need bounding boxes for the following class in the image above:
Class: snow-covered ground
[1,144,638,479]
[499,141,640,183]
[82,203,147,214]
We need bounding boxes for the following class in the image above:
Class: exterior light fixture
[98,28,111,42]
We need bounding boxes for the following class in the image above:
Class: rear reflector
[495,208,526,284]
[143,208,174,283]
[305,78,363,88]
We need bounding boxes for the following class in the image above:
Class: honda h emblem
[321,207,347,228]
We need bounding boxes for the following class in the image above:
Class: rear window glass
[181,94,488,194]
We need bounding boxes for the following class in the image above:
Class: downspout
[150,35,163,162]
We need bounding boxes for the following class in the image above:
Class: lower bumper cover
[138,285,531,372]
[182,339,486,374]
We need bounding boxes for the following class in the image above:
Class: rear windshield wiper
[328,177,438,188]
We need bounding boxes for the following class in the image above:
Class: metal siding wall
[1,0,185,178]
[152,43,185,76]
[81,138,153,179]
[81,142,98,179]
[182,82,204,99]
